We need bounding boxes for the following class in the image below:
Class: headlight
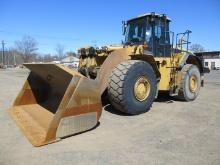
[102,46,108,51]
[86,49,90,56]
[85,47,96,56]
[78,48,86,56]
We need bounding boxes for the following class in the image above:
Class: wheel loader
[8,12,206,146]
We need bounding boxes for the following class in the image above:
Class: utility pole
[7,50,9,66]
[13,50,16,66]
[1,40,5,65]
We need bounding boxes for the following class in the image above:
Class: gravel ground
[0,68,220,165]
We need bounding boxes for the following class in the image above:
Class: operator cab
[123,12,172,57]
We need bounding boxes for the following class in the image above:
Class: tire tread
[108,60,157,114]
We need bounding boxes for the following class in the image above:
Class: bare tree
[15,36,38,63]
[55,44,65,60]
[190,44,205,53]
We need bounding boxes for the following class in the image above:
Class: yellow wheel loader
[8,12,206,146]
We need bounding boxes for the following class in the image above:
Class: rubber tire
[108,60,157,115]
[176,64,201,101]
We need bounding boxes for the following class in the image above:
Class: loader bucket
[8,64,102,147]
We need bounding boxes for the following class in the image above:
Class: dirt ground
[0,68,220,165]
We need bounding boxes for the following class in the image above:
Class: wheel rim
[134,76,151,102]
[189,75,198,92]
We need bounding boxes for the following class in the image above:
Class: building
[195,51,220,70]
[61,55,79,68]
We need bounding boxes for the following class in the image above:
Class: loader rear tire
[176,64,201,101]
[108,60,157,115]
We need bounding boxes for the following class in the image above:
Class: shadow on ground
[102,92,179,116]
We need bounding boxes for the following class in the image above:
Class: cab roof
[127,12,172,22]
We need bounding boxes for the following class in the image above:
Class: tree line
[1,35,78,65]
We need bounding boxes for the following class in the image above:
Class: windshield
[125,20,147,44]
[124,17,171,56]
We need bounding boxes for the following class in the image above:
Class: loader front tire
[176,64,201,101]
[108,60,157,115]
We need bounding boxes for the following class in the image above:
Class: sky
[0,0,220,55]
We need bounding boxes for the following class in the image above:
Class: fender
[186,55,204,73]
[178,53,204,73]
[96,49,161,95]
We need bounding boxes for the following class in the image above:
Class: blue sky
[1,0,220,54]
